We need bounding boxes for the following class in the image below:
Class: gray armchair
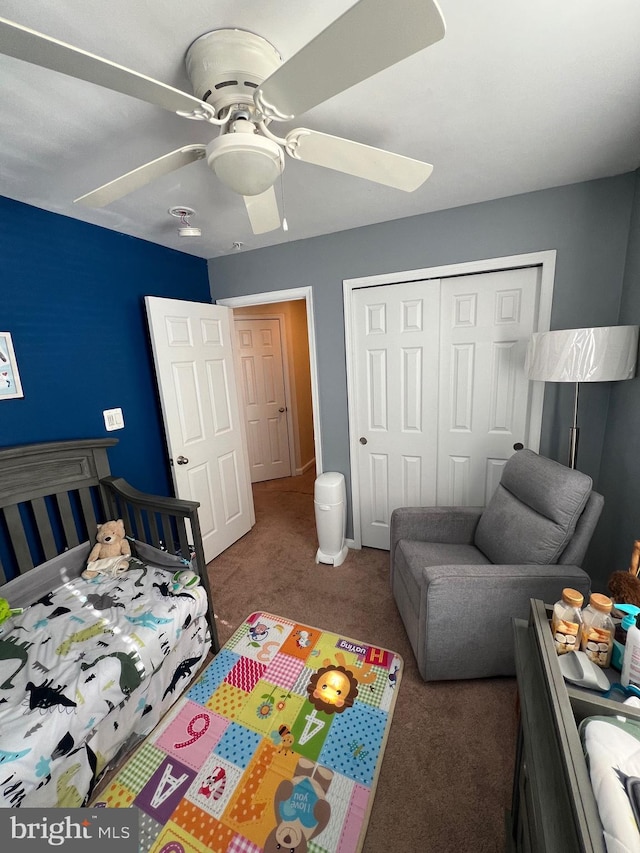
[390,450,603,681]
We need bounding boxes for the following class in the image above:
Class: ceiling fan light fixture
[206,133,284,196]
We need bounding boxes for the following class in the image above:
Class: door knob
[359,437,368,445]
[278,407,286,413]
[513,443,524,451]
[176,455,189,465]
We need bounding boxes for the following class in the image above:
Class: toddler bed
[0,438,219,808]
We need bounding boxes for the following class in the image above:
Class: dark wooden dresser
[507,598,640,852]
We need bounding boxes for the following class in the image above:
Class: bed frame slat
[78,487,98,539]
[55,491,81,549]
[3,504,35,574]
[131,506,145,540]
[31,497,58,562]
[147,513,161,548]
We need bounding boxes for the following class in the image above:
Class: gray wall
[590,170,640,587]
[208,174,636,566]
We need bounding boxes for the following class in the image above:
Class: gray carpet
[207,470,517,852]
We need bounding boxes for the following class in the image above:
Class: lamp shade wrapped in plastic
[525,326,639,383]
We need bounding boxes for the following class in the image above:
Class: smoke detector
[169,206,202,237]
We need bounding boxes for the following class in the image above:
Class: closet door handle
[176,455,189,465]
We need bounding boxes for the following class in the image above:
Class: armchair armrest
[390,506,484,564]
[418,562,591,680]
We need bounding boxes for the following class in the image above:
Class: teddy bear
[263,758,334,853]
[82,519,131,580]
[608,539,640,608]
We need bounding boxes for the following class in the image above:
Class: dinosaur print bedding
[0,558,210,808]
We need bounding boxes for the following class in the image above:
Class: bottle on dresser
[580,593,615,668]
[551,588,584,655]
[621,613,640,688]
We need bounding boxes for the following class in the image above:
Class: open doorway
[216,287,321,483]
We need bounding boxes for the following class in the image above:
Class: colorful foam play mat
[93,611,403,852]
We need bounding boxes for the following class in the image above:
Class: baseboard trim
[295,458,316,476]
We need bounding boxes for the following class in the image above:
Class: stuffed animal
[171,569,200,592]
[82,519,131,580]
[608,539,640,608]
[0,597,23,625]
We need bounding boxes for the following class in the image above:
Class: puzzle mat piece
[262,650,306,690]
[347,656,402,711]
[332,780,370,853]
[185,753,241,819]
[156,700,229,771]
[139,811,163,853]
[318,701,387,787]
[225,835,262,853]
[107,742,165,796]
[186,648,239,705]
[214,720,262,769]
[223,619,251,652]
[223,653,267,693]
[150,811,232,853]
[237,678,307,737]
[290,702,335,763]
[205,679,250,721]
[93,778,136,809]
[222,738,299,846]
[233,614,294,663]
[306,630,346,667]
[311,770,361,852]
[279,622,323,661]
[290,662,322,697]
[135,756,197,826]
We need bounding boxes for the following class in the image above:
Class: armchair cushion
[474,450,593,565]
[395,540,491,621]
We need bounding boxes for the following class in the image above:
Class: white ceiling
[1,0,639,259]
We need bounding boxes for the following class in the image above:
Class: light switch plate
[103,407,125,431]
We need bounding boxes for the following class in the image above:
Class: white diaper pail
[314,472,348,567]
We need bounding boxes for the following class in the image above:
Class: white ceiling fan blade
[243,187,281,235]
[74,145,206,208]
[286,129,433,192]
[254,0,445,120]
[0,17,216,120]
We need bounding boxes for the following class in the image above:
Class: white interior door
[437,267,541,504]
[234,317,292,483]
[145,296,254,562]
[353,282,441,550]
[352,265,542,549]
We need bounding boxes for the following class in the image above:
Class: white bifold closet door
[353,266,541,549]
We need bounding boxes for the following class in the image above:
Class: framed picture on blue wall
[0,332,24,400]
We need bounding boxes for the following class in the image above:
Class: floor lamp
[525,325,639,469]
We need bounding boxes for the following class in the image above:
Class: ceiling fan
[0,0,446,235]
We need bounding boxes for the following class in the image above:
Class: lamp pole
[568,382,579,469]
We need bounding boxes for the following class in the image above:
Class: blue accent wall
[1,195,212,495]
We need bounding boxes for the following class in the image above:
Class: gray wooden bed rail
[0,438,219,652]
